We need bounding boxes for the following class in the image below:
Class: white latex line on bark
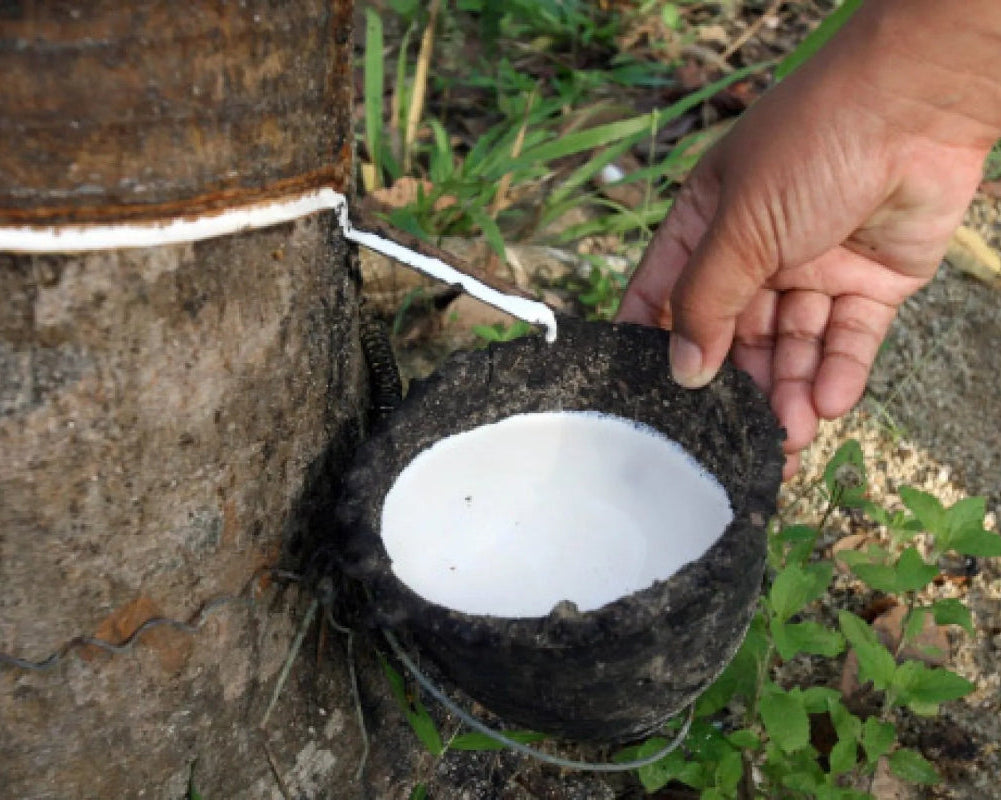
[0,187,558,342]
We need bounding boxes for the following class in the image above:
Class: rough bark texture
[0,2,369,798]
[0,0,353,224]
[0,217,369,799]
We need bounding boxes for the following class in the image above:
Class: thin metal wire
[382,628,694,773]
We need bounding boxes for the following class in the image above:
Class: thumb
[668,215,774,388]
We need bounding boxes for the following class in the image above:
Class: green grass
[358,1,770,317]
[984,139,1001,182]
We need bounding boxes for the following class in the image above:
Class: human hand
[618,0,1001,478]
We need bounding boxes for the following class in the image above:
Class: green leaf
[861,718,896,764]
[409,784,428,800]
[546,139,633,207]
[902,607,930,646]
[687,719,735,763]
[895,547,940,592]
[838,611,897,691]
[899,486,946,537]
[387,207,432,241]
[888,748,939,785]
[836,544,890,569]
[945,496,985,537]
[801,686,840,714]
[727,729,760,750]
[822,439,867,507]
[760,687,810,754]
[949,526,1001,557]
[780,524,820,566]
[775,746,825,791]
[804,562,835,601]
[927,495,1001,555]
[696,613,768,716]
[715,748,744,792]
[932,598,975,635]
[449,729,545,751]
[828,699,861,743]
[467,206,507,260]
[829,738,858,776]
[555,198,671,241]
[775,0,862,80]
[864,501,922,541]
[380,658,444,756]
[847,546,935,594]
[847,562,899,594]
[769,563,831,622]
[772,619,845,660]
[617,742,704,793]
[427,118,455,184]
[513,65,765,168]
[363,9,385,181]
[412,709,444,755]
[891,661,975,711]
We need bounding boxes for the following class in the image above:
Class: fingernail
[669,334,710,388]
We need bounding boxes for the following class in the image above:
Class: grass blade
[512,63,766,168]
[775,0,861,80]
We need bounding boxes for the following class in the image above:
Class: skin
[618,0,1001,478]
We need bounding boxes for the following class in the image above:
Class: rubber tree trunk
[0,3,368,797]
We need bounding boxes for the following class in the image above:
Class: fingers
[782,452,801,481]
[731,288,780,395]
[668,212,777,388]
[814,294,898,419]
[615,226,685,329]
[767,291,897,480]
[617,172,718,329]
[770,290,830,456]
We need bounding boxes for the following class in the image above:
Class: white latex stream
[0,187,558,342]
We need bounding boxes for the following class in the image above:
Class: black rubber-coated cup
[336,316,784,742]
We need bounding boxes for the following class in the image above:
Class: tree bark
[0,3,368,797]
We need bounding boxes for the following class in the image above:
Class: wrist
[810,0,1001,150]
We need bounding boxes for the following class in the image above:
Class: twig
[260,597,318,729]
[720,0,785,62]
[682,43,734,74]
[262,739,293,800]
[324,610,370,783]
[403,0,442,173]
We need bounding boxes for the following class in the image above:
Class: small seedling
[619,439,990,798]
[471,319,534,344]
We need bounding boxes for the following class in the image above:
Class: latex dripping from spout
[338,202,558,344]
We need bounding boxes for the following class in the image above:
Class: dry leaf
[872,604,949,667]
[370,177,456,211]
[832,533,869,575]
[870,756,914,800]
[697,24,729,45]
[841,603,950,699]
[945,225,1001,289]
